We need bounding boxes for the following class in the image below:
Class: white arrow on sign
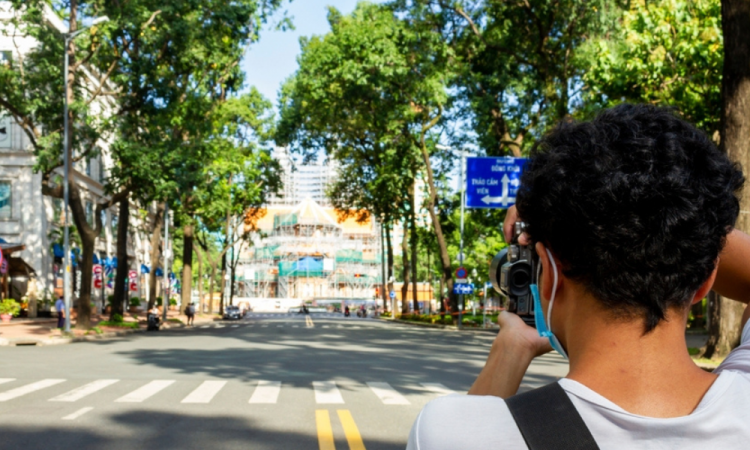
[481,175,515,206]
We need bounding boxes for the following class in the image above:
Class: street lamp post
[62,16,109,333]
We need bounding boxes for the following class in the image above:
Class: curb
[378,317,499,334]
[0,318,215,347]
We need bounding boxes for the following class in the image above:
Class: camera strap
[506,382,600,450]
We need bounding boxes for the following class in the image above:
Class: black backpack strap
[505,382,600,450]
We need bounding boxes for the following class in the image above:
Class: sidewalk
[0,311,220,346]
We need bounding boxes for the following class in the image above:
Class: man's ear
[535,242,561,303]
[691,261,719,305]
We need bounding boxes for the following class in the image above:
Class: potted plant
[129,297,141,313]
[0,299,21,323]
[169,298,178,311]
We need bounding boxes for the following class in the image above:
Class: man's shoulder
[407,394,526,450]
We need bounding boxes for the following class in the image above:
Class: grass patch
[98,321,139,329]
[688,347,701,356]
[85,326,103,335]
[167,318,183,324]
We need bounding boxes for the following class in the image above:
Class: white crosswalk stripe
[115,380,175,403]
[181,380,227,404]
[368,382,410,405]
[0,379,66,402]
[313,381,344,404]
[0,378,451,406]
[50,379,119,402]
[249,380,281,404]
[420,383,455,396]
[62,406,94,420]
[0,378,15,386]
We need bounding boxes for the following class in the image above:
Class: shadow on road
[0,409,405,450]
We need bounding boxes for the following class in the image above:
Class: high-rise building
[266,147,337,207]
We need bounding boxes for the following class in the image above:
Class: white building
[0,3,149,307]
[266,147,338,207]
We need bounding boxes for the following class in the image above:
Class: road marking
[200,325,209,329]
[313,381,344,404]
[0,379,66,402]
[115,380,175,403]
[306,315,315,327]
[62,406,94,421]
[50,379,119,402]
[338,410,366,450]
[249,380,281,404]
[181,380,227,404]
[0,379,15,385]
[367,382,410,405]
[315,410,336,450]
[420,383,455,396]
[231,325,239,328]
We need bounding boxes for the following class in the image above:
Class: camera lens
[508,262,531,297]
[511,270,529,288]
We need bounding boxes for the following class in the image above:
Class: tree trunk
[418,143,455,323]
[409,183,419,314]
[400,223,410,315]
[704,0,750,358]
[209,263,217,314]
[380,218,388,310]
[67,183,95,328]
[111,194,130,320]
[148,202,165,309]
[385,219,394,311]
[195,244,204,314]
[182,223,194,307]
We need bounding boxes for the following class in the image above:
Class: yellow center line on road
[306,315,315,327]
[338,410,366,450]
[316,410,336,450]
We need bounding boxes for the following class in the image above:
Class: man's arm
[468,312,551,398]
[713,229,750,305]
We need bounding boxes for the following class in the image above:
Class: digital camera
[489,222,538,327]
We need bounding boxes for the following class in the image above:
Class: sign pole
[458,149,465,330]
[483,282,488,329]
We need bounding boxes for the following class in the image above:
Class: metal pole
[62,35,72,333]
[379,217,386,312]
[162,204,169,324]
[483,283,487,329]
[458,149,465,330]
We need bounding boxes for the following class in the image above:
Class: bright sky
[241,0,386,108]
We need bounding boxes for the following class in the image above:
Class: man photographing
[407,104,750,449]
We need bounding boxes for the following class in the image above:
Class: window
[85,201,93,226]
[99,210,106,237]
[53,198,63,223]
[111,214,118,235]
[0,116,11,149]
[0,182,10,219]
[0,51,11,68]
[85,157,92,177]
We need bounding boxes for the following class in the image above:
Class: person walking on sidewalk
[185,302,195,326]
[55,295,65,329]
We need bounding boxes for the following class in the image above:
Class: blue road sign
[465,157,528,209]
[453,283,474,295]
[389,291,396,299]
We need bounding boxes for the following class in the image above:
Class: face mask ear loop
[545,248,558,333]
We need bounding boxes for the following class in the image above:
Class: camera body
[489,222,538,327]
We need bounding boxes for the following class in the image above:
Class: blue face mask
[530,249,568,359]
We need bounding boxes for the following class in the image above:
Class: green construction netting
[336,249,363,263]
[252,244,280,260]
[274,213,298,228]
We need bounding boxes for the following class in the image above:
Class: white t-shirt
[407,320,750,449]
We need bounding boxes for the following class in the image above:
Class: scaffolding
[242,198,381,300]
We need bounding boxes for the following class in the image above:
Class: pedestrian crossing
[195,322,381,330]
[0,378,456,406]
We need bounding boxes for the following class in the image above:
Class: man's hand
[468,312,552,398]
[503,205,530,245]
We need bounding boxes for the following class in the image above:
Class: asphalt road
[0,313,568,450]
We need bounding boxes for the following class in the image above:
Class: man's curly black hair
[516,104,745,332]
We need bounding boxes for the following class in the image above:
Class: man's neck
[563,300,717,418]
